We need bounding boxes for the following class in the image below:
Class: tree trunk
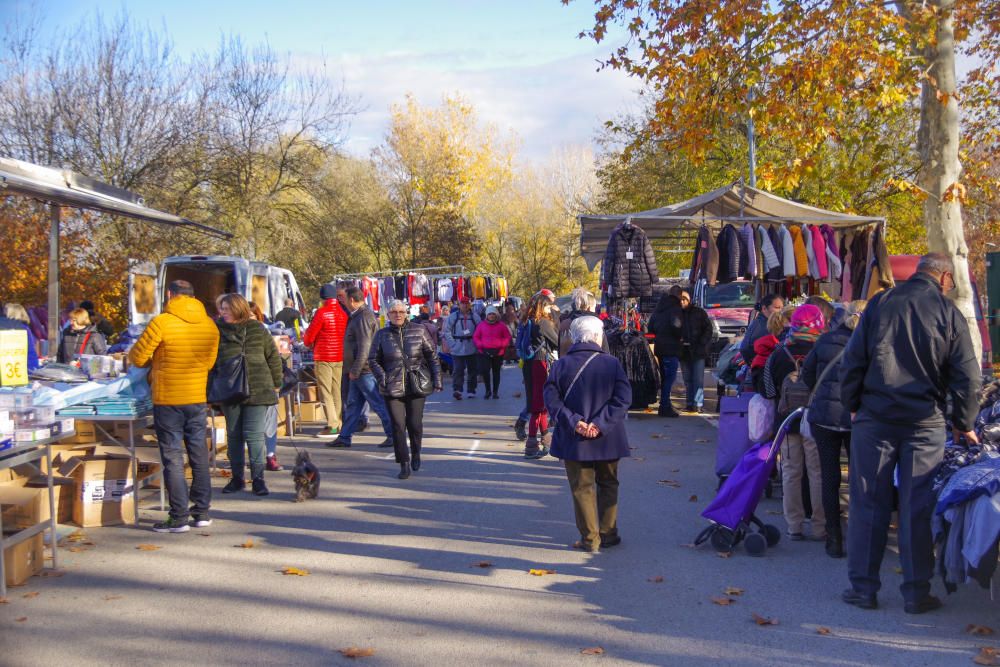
[917,0,984,368]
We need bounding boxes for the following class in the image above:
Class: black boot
[411,452,421,471]
[398,462,411,479]
[825,526,845,558]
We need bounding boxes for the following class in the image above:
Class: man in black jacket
[839,252,980,614]
[677,291,713,413]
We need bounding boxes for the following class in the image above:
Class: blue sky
[10,0,636,160]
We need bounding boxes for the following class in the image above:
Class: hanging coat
[716,225,741,283]
[779,225,796,277]
[755,230,765,280]
[767,226,785,282]
[841,232,854,301]
[811,225,829,280]
[740,223,758,279]
[758,225,780,273]
[691,226,719,286]
[803,225,819,279]
[849,228,870,299]
[822,225,842,280]
[789,226,809,278]
[602,222,659,298]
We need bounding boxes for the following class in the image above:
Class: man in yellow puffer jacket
[129,280,219,533]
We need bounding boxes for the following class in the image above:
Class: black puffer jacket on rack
[607,330,661,409]
[602,222,658,298]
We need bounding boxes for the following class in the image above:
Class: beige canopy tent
[0,156,231,345]
[579,181,884,271]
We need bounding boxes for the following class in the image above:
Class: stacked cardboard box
[0,484,45,586]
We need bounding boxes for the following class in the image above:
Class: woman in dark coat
[676,291,714,413]
[58,308,108,363]
[521,290,560,459]
[543,316,632,553]
[370,300,442,479]
[647,286,683,417]
[215,294,283,497]
[802,300,866,558]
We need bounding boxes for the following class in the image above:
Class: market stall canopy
[0,156,232,239]
[579,181,883,270]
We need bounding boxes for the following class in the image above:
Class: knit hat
[790,304,825,330]
[485,306,499,317]
[320,283,337,300]
[459,296,472,304]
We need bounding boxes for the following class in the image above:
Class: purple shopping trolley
[694,408,803,556]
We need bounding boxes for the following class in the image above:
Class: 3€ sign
[0,329,29,387]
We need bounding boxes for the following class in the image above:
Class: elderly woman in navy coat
[543,316,632,553]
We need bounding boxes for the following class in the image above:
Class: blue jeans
[264,404,278,456]
[659,356,680,407]
[153,404,210,521]
[681,357,705,408]
[339,372,392,443]
[221,403,268,482]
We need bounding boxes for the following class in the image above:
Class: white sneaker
[466,392,476,399]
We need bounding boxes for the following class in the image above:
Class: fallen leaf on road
[472,561,493,568]
[724,587,744,596]
[67,547,85,553]
[103,595,122,601]
[716,551,732,559]
[0,597,7,604]
[752,613,778,626]
[281,567,310,576]
[657,479,681,488]
[973,647,1000,666]
[65,531,87,543]
[711,596,735,606]
[16,617,27,622]
[472,431,486,435]
[136,544,161,551]
[528,569,556,576]
[339,647,375,658]
[643,408,654,413]
[816,627,831,635]
[650,434,662,439]
[581,647,605,655]
[216,469,233,478]
[22,592,38,599]
[689,495,698,502]
[695,438,709,443]
[648,576,664,583]
[967,625,995,636]
[198,533,212,537]
[235,539,255,549]
[38,570,64,578]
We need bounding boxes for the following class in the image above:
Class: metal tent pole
[47,205,61,352]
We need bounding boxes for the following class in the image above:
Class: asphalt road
[3,366,998,666]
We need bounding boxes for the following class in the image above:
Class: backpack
[777,346,811,415]
[515,321,537,360]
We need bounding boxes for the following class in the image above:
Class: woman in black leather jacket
[370,300,442,479]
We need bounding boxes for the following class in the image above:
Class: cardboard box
[3,532,43,587]
[62,420,98,444]
[297,402,325,423]
[10,476,75,525]
[301,384,318,402]
[58,449,135,527]
[0,484,42,531]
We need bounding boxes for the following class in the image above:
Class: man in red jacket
[303,283,350,438]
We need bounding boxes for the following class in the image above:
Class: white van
[129,255,309,327]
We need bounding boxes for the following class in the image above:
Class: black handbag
[207,330,250,404]
[405,364,433,397]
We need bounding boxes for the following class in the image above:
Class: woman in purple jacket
[543,316,632,553]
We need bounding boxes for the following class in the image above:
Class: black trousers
[452,355,478,393]
[385,396,426,464]
[479,353,503,395]
[847,414,943,603]
[812,424,851,538]
[153,404,210,521]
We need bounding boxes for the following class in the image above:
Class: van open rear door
[129,260,161,326]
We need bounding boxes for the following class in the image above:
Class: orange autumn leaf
[967,625,995,636]
[581,647,605,655]
[235,539,255,549]
[528,568,556,576]
[816,627,832,635]
[22,592,39,599]
[973,647,1000,666]
[688,494,698,502]
[16,617,27,622]
[724,587,744,596]
[339,647,375,658]
[472,561,493,568]
[752,613,779,626]
[711,596,735,606]
[281,567,310,576]
[136,544,162,551]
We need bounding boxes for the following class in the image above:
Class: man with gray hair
[558,287,607,357]
[543,316,632,553]
[840,251,980,614]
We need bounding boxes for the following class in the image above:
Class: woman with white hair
[558,287,606,357]
[801,300,867,558]
[543,315,632,553]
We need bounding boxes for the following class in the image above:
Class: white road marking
[364,454,395,460]
[468,439,481,456]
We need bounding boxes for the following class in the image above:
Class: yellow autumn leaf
[528,568,556,576]
[235,539,255,549]
[281,567,310,576]
[136,544,162,551]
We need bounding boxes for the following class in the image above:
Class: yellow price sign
[0,329,29,387]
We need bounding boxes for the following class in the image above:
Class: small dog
[291,450,320,502]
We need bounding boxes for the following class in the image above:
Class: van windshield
[704,282,755,308]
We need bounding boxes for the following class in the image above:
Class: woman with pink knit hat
[762,303,827,541]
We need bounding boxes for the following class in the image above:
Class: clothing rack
[331,265,466,281]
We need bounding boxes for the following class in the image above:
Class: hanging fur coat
[602,222,659,298]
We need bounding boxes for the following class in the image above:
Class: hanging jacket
[767,226,784,281]
[811,225,829,280]
[216,321,283,406]
[822,225,842,280]
[789,226,809,277]
[779,225,796,278]
[741,223,758,279]
[802,323,852,430]
[849,228,870,299]
[757,226,780,273]
[803,225,819,279]
[602,223,659,297]
[691,226,719,286]
[302,298,349,363]
[716,225,741,283]
[369,320,442,399]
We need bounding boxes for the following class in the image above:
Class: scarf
[789,326,822,345]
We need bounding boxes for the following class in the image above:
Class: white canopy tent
[579,181,884,271]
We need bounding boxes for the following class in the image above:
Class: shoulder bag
[207,328,251,404]
[800,349,845,440]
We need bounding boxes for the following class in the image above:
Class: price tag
[625,251,634,260]
[0,329,29,386]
